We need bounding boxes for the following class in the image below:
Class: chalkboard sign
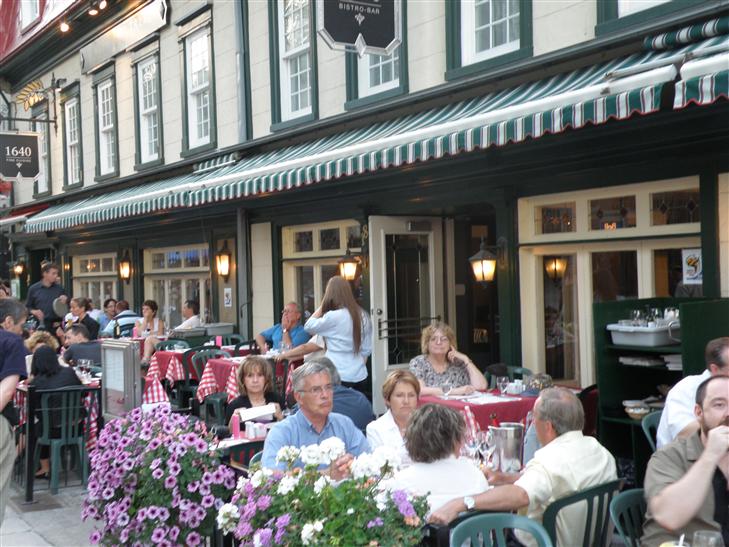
[0,132,40,180]
[317,0,401,57]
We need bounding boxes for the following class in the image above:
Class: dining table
[419,390,537,430]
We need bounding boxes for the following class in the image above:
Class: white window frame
[20,0,40,29]
[618,0,670,17]
[185,28,212,150]
[137,55,160,164]
[461,0,521,66]
[358,47,401,98]
[32,106,50,195]
[278,0,313,121]
[96,79,116,176]
[72,253,118,311]
[145,274,210,328]
[64,98,81,186]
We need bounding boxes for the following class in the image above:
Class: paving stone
[1,531,51,546]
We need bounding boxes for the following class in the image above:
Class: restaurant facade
[1,0,727,412]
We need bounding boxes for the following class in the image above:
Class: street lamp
[119,251,132,284]
[12,262,25,277]
[544,257,567,283]
[338,248,360,281]
[216,241,232,282]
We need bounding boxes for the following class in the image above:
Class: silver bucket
[489,422,524,473]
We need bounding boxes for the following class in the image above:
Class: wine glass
[692,531,723,547]
[478,430,495,468]
[496,376,509,396]
[442,382,452,399]
[462,435,480,461]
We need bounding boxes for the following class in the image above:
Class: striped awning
[25,25,729,234]
[644,16,729,50]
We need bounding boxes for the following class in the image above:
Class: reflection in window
[185,249,201,268]
[319,228,340,251]
[101,257,114,272]
[654,248,703,298]
[589,196,636,231]
[296,266,315,319]
[346,225,362,249]
[536,203,575,234]
[295,230,313,252]
[591,251,638,303]
[167,251,182,269]
[320,265,338,296]
[651,189,700,225]
[152,253,165,269]
[542,255,578,382]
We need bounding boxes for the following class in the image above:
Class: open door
[368,216,444,414]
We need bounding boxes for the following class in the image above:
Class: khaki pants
[0,415,14,525]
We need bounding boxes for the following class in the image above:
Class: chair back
[234,339,260,356]
[609,489,646,547]
[507,366,533,381]
[249,450,263,466]
[229,441,265,468]
[155,339,190,351]
[36,386,88,444]
[450,513,553,547]
[191,349,232,379]
[118,322,135,337]
[641,411,662,452]
[211,334,245,347]
[542,478,623,547]
[578,384,599,437]
[180,346,219,383]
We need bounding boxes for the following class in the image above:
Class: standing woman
[57,298,100,340]
[305,276,372,396]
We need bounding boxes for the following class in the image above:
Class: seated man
[642,375,729,546]
[262,360,370,479]
[429,387,617,547]
[255,302,309,353]
[62,324,102,365]
[657,337,729,448]
[100,300,139,337]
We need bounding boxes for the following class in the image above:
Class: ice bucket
[489,422,524,473]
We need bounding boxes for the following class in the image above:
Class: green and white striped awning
[25,24,728,234]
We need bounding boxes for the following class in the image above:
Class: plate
[622,399,644,408]
[53,297,69,318]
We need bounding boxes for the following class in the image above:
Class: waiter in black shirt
[25,262,68,333]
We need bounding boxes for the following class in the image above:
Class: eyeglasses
[429,336,450,344]
[281,308,298,315]
[297,384,334,395]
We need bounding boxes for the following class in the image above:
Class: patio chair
[578,384,599,437]
[234,339,260,356]
[191,349,232,426]
[641,411,662,452]
[229,440,265,470]
[507,366,533,381]
[450,513,553,547]
[211,334,245,346]
[542,478,623,547]
[167,346,217,410]
[155,339,190,351]
[609,488,646,547]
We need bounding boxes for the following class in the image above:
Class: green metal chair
[33,386,90,495]
[228,441,265,470]
[155,339,190,351]
[507,366,533,381]
[610,488,646,547]
[167,346,218,409]
[234,339,260,356]
[249,451,263,466]
[641,411,662,452]
[192,349,232,425]
[542,478,623,547]
[450,513,553,547]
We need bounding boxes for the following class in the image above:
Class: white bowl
[622,400,644,408]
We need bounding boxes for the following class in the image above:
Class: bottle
[230,412,241,438]
[113,322,121,339]
[132,326,139,338]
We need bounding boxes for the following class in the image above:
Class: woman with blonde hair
[25,330,60,354]
[409,321,487,397]
[304,275,372,396]
[225,356,284,426]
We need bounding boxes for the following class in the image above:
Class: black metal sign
[0,132,40,180]
[317,0,401,57]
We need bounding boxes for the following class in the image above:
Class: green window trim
[92,65,120,182]
[344,0,409,111]
[60,83,83,190]
[30,100,52,199]
[596,0,708,35]
[268,0,319,131]
[445,0,533,81]
[132,52,165,172]
[178,16,218,158]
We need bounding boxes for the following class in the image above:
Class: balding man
[255,302,309,353]
[429,387,617,547]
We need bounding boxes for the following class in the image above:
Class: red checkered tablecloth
[419,391,537,431]
[147,350,187,382]
[197,358,240,403]
[143,376,169,404]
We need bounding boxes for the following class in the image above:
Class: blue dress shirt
[262,410,370,470]
[259,323,310,350]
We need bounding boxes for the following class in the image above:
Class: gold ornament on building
[15,80,45,111]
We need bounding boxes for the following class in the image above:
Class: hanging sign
[0,132,40,180]
[317,0,401,57]
[681,248,702,285]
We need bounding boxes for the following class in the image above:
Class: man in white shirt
[429,387,617,547]
[175,300,202,329]
[656,337,729,448]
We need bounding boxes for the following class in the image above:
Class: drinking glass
[496,376,509,395]
[477,430,494,467]
[692,531,723,547]
[442,382,452,399]
[463,436,480,462]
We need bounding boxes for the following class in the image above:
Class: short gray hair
[306,357,341,385]
[286,301,301,314]
[0,298,27,325]
[535,387,584,436]
[292,360,332,392]
[405,404,465,463]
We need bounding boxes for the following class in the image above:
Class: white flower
[350,453,382,479]
[216,503,240,533]
[275,445,300,465]
[253,531,265,547]
[236,476,250,492]
[318,437,346,465]
[301,519,325,545]
[313,475,332,495]
[250,468,273,488]
[299,444,323,467]
[346,507,355,515]
[371,445,401,473]
[374,489,389,511]
[276,474,301,495]
[314,520,324,532]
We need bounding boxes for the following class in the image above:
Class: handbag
[1,402,19,427]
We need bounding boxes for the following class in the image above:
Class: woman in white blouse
[366,370,420,467]
[304,276,372,393]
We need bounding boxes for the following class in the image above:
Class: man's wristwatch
[282,328,288,334]
[463,496,475,511]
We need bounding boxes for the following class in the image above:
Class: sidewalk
[1,482,95,547]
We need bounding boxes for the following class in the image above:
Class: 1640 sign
[317,0,401,57]
[0,132,40,180]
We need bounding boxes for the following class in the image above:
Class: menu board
[101,339,141,420]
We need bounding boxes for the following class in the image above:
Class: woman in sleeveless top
[138,300,166,362]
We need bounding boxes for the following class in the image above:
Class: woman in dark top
[29,346,82,477]
[56,297,100,341]
[225,356,284,426]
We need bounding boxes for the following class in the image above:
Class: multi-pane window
[278,0,312,120]
[64,98,82,186]
[185,28,211,149]
[617,0,670,17]
[20,0,40,28]
[462,0,520,65]
[32,105,50,195]
[137,56,160,164]
[359,47,400,97]
[97,80,116,176]
[73,254,118,311]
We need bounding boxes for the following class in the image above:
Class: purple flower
[158,508,170,521]
[186,482,199,493]
[199,483,211,496]
[101,487,115,500]
[186,531,201,546]
[274,527,287,544]
[236,521,253,538]
[168,462,181,476]
[89,530,102,544]
[150,458,162,470]
[169,526,180,541]
[367,517,384,528]
[276,513,291,528]
[152,468,164,480]
[147,506,160,520]
[116,513,130,527]
[122,460,135,471]
[164,475,176,489]
[255,528,273,546]
[151,527,166,543]
[137,508,148,520]
[120,528,130,543]
[201,472,213,485]
[201,494,215,508]
[242,501,257,520]
[257,495,272,511]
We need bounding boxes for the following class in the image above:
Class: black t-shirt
[63,341,102,365]
[79,315,100,340]
[25,281,67,323]
[0,329,28,419]
[29,367,83,428]
[712,469,729,546]
[224,391,284,424]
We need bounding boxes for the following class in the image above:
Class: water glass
[692,531,723,547]
[442,382,452,399]
[496,376,509,395]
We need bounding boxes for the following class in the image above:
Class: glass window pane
[589,196,636,231]
[201,248,210,267]
[319,228,340,251]
[346,225,362,249]
[101,257,114,272]
[493,0,507,20]
[152,279,166,320]
[493,21,507,47]
[152,253,165,269]
[184,249,201,268]
[167,251,182,269]
[168,279,182,327]
[536,203,575,234]
[651,189,701,225]
[295,230,313,252]
[320,265,339,297]
[543,256,579,382]
[296,266,315,321]
[592,251,638,303]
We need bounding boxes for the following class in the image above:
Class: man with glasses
[261,360,370,478]
[255,302,310,353]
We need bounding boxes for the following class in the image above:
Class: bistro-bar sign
[0,132,40,180]
[317,0,401,57]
